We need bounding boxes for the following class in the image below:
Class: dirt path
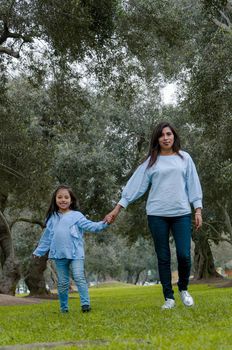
[0,339,151,349]
[0,294,44,306]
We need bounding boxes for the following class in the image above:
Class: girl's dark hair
[45,185,79,223]
[147,122,182,168]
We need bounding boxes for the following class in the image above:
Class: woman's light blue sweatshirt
[33,210,108,259]
[118,151,202,217]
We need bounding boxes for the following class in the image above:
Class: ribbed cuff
[118,198,129,209]
[193,200,202,209]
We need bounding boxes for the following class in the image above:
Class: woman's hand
[104,204,122,224]
[195,209,202,230]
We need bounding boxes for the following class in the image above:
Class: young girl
[33,184,110,313]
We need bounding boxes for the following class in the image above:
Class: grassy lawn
[0,283,232,349]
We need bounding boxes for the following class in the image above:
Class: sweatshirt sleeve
[33,218,53,256]
[186,155,203,209]
[76,213,108,233]
[118,158,151,209]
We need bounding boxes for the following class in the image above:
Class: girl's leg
[147,215,174,300]
[71,259,90,307]
[54,259,70,312]
[171,214,192,292]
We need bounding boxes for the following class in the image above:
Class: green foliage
[33,0,120,58]
[0,284,232,349]
[182,9,232,237]
[117,0,203,78]
[0,77,54,211]
[85,233,157,283]
[0,0,121,60]
[202,0,228,15]
[1,0,232,282]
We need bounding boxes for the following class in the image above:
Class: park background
[0,0,232,348]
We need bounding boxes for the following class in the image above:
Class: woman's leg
[71,259,90,307]
[148,215,174,300]
[54,259,70,312]
[171,214,192,292]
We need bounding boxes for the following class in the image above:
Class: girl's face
[56,188,72,213]
[158,126,175,152]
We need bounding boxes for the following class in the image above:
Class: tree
[178,3,232,278]
[0,0,119,59]
[0,76,55,294]
[2,0,232,291]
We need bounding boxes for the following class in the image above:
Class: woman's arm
[105,159,151,223]
[104,204,123,224]
[195,207,202,230]
[186,156,203,209]
[186,155,203,230]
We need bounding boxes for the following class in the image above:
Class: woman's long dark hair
[45,185,79,224]
[147,122,182,168]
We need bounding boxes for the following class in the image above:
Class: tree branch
[226,1,232,12]
[212,17,232,33]
[202,221,221,237]
[0,22,9,45]
[217,201,232,240]
[0,163,24,178]
[10,218,45,230]
[7,31,33,43]
[0,19,33,58]
[219,9,231,26]
[0,45,19,58]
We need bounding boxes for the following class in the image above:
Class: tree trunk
[9,217,50,296]
[134,271,143,285]
[25,254,50,296]
[0,211,20,295]
[142,271,149,285]
[192,229,222,280]
[126,270,133,284]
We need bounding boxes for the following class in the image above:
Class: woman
[105,122,202,309]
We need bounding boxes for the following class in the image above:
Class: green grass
[0,284,232,349]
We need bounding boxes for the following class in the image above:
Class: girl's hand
[195,210,202,230]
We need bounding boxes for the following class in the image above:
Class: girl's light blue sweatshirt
[33,210,108,259]
[118,151,202,217]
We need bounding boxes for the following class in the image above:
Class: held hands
[103,205,122,224]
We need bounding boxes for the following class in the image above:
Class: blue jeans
[54,259,90,312]
[148,214,192,300]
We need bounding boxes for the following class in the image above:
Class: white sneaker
[161,298,175,309]
[179,290,194,307]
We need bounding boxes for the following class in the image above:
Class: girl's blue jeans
[54,258,90,312]
[147,214,192,300]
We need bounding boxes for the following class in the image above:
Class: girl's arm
[76,214,108,233]
[33,219,53,256]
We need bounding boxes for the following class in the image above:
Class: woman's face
[56,188,72,213]
[158,127,175,152]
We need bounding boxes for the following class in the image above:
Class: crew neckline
[58,210,72,215]
[159,153,177,157]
